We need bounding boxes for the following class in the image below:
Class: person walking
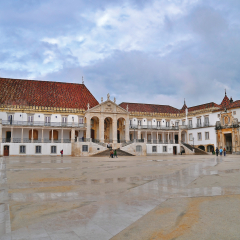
[224,148,226,156]
[60,149,63,157]
[114,149,118,158]
[220,147,223,156]
[216,147,219,156]
[110,149,114,158]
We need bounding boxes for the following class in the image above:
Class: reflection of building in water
[1,77,240,156]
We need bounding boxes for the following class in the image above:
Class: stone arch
[90,116,100,141]
[207,145,214,152]
[104,116,113,143]
[117,117,126,143]
[198,145,205,151]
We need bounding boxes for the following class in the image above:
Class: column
[51,129,53,143]
[11,127,13,143]
[112,114,117,144]
[125,116,130,141]
[42,128,44,143]
[137,130,141,140]
[31,128,34,143]
[0,120,2,156]
[232,130,235,152]
[71,128,75,143]
[0,119,2,145]
[61,129,63,143]
[99,116,104,143]
[86,116,91,139]
[21,128,23,143]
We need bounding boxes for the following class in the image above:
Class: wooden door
[49,130,58,140]
[4,146,9,156]
[29,130,38,140]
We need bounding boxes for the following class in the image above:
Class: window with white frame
[205,132,209,140]
[182,120,185,125]
[166,121,170,127]
[51,146,56,154]
[130,120,132,126]
[82,145,88,152]
[198,133,202,140]
[45,116,50,123]
[197,118,201,127]
[79,118,83,124]
[188,119,192,127]
[189,133,193,141]
[233,111,236,115]
[36,146,41,154]
[204,116,209,126]
[28,115,34,122]
[152,146,157,152]
[138,120,141,126]
[20,145,26,154]
[175,121,179,127]
[163,146,167,152]
[62,117,67,123]
[8,114,13,124]
[136,145,142,152]
[157,121,161,127]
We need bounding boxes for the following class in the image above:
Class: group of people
[214,147,226,156]
[109,149,118,158]
[107,143,118,158]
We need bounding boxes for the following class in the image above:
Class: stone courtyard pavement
[1,154,240,240]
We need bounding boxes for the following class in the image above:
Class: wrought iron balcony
[2,120,86,128]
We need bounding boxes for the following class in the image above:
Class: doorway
[224,133,232,153]
[6,131,11,142]
[117,130,120,143]
[173,146,177,155]
[175,135,178,144]
[4,146,9,156]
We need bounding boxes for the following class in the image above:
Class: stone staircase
[91,148,134,157]
[182,142,208,155]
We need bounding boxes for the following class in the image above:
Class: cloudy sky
[1,0,240,108]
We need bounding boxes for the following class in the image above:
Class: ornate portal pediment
[85,99,128,114]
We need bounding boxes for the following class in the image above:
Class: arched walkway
[104,117,113,143]
[91,116,99,141]
[207,145,214,152]
[117,117,125,143]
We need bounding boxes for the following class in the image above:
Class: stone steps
[91,148,134,157]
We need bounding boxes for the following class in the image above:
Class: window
[218,114,220,118]
[182,120,185,125]
[205,132,209,140]
[28,115,33,122]
[82,145,88,152]
[198,133,202,141]
[45,116,50,123]
[79,118,83,124]
[148,121,152,127]
[204,116,209,126]
[62,117,67,123]
[157,121,161,127]
[138,120,141,126]
[188,119,192,127]
[130,120,132,126]
[189,133,193,141]
[166,121,170,127]
[152,146,157,152]
[8,114,13,124]
[136,145,142,152]
[36,146,41,154]
[51,146,56,154]
[197,118,201,127]
[163,146,167,152]
[20,146,26,154]
[175,121,179,127]
[233,111,236,115]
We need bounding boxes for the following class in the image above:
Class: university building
[0,77,239,157]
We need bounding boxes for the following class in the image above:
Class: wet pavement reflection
[1,155,240,239]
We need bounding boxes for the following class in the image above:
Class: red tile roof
[186,102,219,113]
[119,102,180,114]
[0,77,99,110]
